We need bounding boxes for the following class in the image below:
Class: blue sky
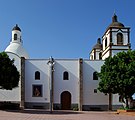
[0,0,135,59]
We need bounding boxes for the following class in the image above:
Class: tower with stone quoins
[90,13,131,60]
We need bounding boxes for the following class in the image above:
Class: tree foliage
[98,50,135,108]
[0,52,20,90]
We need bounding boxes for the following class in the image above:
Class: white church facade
[0,14,131,110]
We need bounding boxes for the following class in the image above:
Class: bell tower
[90,38,102,60]
[102,13,131,60]
[5,24,29,59]
[11,24,22,44]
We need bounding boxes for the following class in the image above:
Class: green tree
[0,52,20,90]
[98,50,135,108]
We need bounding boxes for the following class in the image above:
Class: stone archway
[61,91,71,110]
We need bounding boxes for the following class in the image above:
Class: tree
[98,50,135,108]
[0,52,20,90]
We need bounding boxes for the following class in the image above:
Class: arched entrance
[61,91,71,110]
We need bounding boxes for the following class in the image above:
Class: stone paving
[0,110,135,120]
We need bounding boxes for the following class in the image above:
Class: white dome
[5,42,29,59]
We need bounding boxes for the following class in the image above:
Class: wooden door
[61,91,71,110]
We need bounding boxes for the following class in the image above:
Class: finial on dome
[97,38,101,44]
[112,12,118,22]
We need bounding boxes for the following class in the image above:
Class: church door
[61,91,71,110]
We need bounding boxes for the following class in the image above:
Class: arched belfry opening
[117,33,123,45]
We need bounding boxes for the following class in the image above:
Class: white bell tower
[102,14,131,60]
[5,24,29,59]
[90,38,102,60]
[11,24,22,44]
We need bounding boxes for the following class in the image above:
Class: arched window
[63,71,69,80]
[117,33,123,45]
[35,71,40,80]
[14,34,17,40]
[105,38,107,48]
[93,71,98,80]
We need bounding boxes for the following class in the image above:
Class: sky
[0,0,135,59]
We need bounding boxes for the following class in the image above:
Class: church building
[0,14,131,110]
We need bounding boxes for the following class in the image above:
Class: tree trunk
[108,93,112,110]
[125,98,129,108]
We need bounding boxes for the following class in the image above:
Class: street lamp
[47,56,55,113]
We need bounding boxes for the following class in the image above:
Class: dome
[12,24,21,31]
[93,43,102,49]
[5,43,29,59]
[109,22,124,28]
[93,38,102,49]
[108,14,124,28]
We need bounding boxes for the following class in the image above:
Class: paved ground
[0,110,135,120]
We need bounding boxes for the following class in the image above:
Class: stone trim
[53,103,78,110]
[25,102,49,109]
[82,105,108,111]
[82,105,122,111]
[20,57,25,109]
[79,58,83,111]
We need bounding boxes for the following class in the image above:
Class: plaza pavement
[0,109,135,120]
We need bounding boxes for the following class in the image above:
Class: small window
[63,71,69,80]
[117,33,123,45]
[105,38,107,48]
[14,34,17,40]
[93,71,98,80]
[94,89,97,93]
[33,85,42,97]
[35,71,40,80]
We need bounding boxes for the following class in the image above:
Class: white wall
[83,60,108,105]
[53,59,79,104]
[25,59,50,103]
[25,59,79,104]
[24,58,122,107]
[102,50,110,60]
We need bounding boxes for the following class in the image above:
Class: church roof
[12,24,21,31]
[108,13,124,28]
